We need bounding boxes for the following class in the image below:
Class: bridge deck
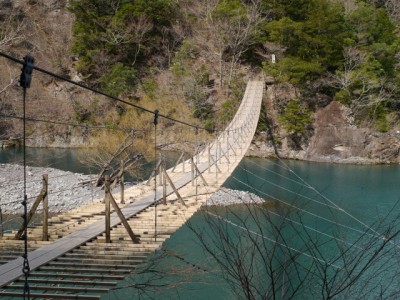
[0,80,263,298]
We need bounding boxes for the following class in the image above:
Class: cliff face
[306,101,400,163]
[249,99,400,164]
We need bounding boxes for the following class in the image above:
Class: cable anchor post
[153,109,159,242]
[20,55,35,89]
[19,54,34,300]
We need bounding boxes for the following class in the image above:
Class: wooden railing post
[0,206,3,237]
[162,163,167,205]
[42,174,48,241]
[104,175,111,243]
[208,144,211,173]
[120,160,125,205]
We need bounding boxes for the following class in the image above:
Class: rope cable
[205,211,342,269]
[217,188,363,251]
[238,165,340,210]
[0,51,211,132]
[274,156,400,248]
[230,175,376,238]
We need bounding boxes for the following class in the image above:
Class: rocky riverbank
[0,163,265,215]
[0,164,103,214]
[205,188,264,206]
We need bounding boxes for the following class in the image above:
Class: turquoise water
[0,147,180,182]
[1,149,400,298]
[110,158,400,299]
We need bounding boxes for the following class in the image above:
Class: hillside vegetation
[1,0,400,161]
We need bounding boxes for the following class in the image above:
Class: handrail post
[104,175,111,243]
[0,206,3,237]
[120,174,125,204]
[208,143,211,173]
[162,163,167,205]
[120,160,125,204]
[42,174,48,241]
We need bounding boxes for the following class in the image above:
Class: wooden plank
[10,284,109,293]
[31,272,125,280]
[19,278,118,286]
[0,291,101,300]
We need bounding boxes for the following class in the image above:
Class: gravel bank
[0,164,103,214]
[0,164,265,215]
[205,188,264,206]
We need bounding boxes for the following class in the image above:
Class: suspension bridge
[0,74,264,299]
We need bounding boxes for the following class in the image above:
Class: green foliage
[170,40,199,78]
[99,63,137,96]
[369,104,390,132]
[69,0,178,80]
[279,99,312,135]
[219,99,239,125]
[213,0,247,21]
[203,118,215,133]
[264,57,324,85]
[141,78,158,100]
[261,0,400,128]
[262,0,349,85]
[348,3,396,45]
[261,0,314,21]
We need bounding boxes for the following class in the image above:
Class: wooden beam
[190,158,208,186]
[172,151,185,172]
[146,160,161,186]
[42,174,48,241]
[15,174,47,240]
[209,155,221,173]
[108,192,140,244]
[162,169,186,206]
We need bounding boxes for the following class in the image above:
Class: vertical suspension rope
[195,127,198,201]
[153,110,159,242]
[0,205,3,237]
[19,54,34,300]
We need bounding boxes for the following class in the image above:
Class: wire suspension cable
[274,156,400,248]
[230,175,376,238]
[206,211,342,269]
[239,165,339,210]
[0,50,210,132]
[217,188,363,251]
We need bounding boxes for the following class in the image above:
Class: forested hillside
[1,0,400,162]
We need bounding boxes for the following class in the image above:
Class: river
[1,148,400,299]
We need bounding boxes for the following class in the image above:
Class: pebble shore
[0,163,102,214]
[205,188,264,206]
[0,164,265,214]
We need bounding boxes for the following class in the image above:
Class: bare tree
[202,0,261,88]
[0,13,25,51]
[188,186,400,299]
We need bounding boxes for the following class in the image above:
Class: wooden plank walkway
[0,80,264,298]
